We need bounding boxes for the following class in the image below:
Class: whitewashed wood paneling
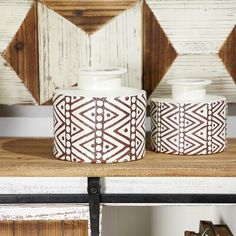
[151,55,236,102]
[38,2,90,104]
[38,1,142,104]
[91,1,142,89]
[102,177,236,194]
[0,177,87,194]
[147,0,236,102]
[1,177,236,195]
[0,0,36,104]
[0,0,32,52]
[0,204,89,221]
[0,58,36,104]
[146,0,236,54]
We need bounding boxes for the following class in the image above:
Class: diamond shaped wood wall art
[39,0,138,34]
[0,0,236,105]
[0,0,37,105]
[219,25,236,84]
[38,0,142,104]
[146,0,236,102]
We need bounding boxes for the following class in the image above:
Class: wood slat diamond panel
[143,1,177,97]
[3,3,39,103]
[39,0,138,34]
[219,25,236,83]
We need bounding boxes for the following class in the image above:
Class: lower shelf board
[0,220,88,236]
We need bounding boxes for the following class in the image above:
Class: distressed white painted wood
[0,0,36,104]
[146,0,236,102]
[146,0,236,54]
[0,204,89,221]
[0,58,36,104]
[0,177,87,194]
[38,3,90,104]
[90,1,142,89]
[0,0,32,52]
[101,177,236,194]
[1,177,236,195]
[151,55,236,102]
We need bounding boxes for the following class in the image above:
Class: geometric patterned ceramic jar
[53,68,146,163]
[151,79,227,155]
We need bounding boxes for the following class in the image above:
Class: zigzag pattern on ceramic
[151,99,227,155]
[53,93,146,163]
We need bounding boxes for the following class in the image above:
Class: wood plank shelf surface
[0,138,236,177]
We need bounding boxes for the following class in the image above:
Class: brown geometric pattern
[143,1,177,97]
[3,3,39,103]
[53,92,146,163]
[151,99,227,155]
[39,0,138,34]
[219,25,236,83]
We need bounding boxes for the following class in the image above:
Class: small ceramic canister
[53,68,146,163]
[151,79,227,155]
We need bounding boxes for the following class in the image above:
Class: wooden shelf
[0,138,236,177]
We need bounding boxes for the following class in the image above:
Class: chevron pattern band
[53,92,146,163]
[151,99,227,155]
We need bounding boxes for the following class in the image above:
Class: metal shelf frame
[0,177,236,236]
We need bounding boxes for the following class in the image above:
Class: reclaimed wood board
[145,0,236,102]
[38,1,142,104]
[0,0,236,104]
[0,0,36,105]
[0,221,88,236]
[3,3,39,103]
[39,0,138,34]
[1,138,236,177]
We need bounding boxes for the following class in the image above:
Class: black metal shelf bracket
[88,177,101,236]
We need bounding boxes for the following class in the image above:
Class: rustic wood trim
[0,221,88,236]
[143,1,177,97]
[3,3,39,103]
[1,138,236,177]
[39,0,138,34]
[219,25,236,83]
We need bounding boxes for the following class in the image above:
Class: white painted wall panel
[91,2,142,89]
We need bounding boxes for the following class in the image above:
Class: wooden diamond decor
[39,0,138,34]
[219,25,236,83]
[143,1,177,97]
[0,0,37,105]
[146,0,236,102]
[3,3,39,103]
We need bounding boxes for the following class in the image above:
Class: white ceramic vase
[151,79,227,155]
[53,67,147,163]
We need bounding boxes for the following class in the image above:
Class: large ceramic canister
[53,68,146,163]
[151,79,227,155]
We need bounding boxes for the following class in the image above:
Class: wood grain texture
[214,225,233,236]
[14,221,38,236]
[38,3,90,104]
[90,1,142,89]
[0,221,13,236]
[39,0,138,34]
[143,1,177,97]
[0,221,88,236]
[38,2,142,104]
[219,25,236,83]
[0,205,89,221]
[1,138,236,177]
[38,221,62,236]
[3,3,39,103]
[151,55,236,102]
[0,0,36,105]
[64,220,88,236]
[146,0,236,102]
